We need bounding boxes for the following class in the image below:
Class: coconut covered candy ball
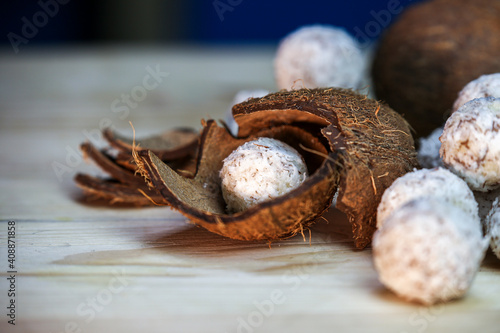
[377,167,479,229]
[440,97,500,192]
[373,198,488,305]
[486,198,500,260]
[274,25,366,90]
[220,137,308,213]
[453,73,500,113]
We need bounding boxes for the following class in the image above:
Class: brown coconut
[136,88,418,248]
[372,0,500,138]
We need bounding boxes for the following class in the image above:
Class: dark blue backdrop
[190,0,421,43]
[1,0,423,46]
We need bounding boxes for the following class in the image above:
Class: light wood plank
[0,46,499,333]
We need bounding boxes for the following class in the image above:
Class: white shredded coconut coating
[417,126,444,168]
[440,97,500,192]
[377,168,479,229]
[220,137,308,213]
[453,73,500,113]
[274,25,366,90]
[373,199,488,305]
[486,197,500,260]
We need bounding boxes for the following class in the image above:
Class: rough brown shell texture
[137,88,418,248]
[74,128,199,206]
[372,0,500,138]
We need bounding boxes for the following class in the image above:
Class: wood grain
[0,46,499,333]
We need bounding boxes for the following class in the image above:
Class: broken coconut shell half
[136,88,418,248]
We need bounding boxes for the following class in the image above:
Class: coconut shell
[137,88,418,248]
[103,127,199,161]
[80,142,147,185]
[372,0,500,137]
[74,173,167,206]
[137,119,338,241]
[75,128,199,206]
[233,88,418,248]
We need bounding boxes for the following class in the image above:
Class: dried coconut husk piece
[114,151,138,171]
[103,127,199,161]
[113,150,197,178]
[80,142,146,185]
[137,119,338,241]
[137,88,418,248]
[76,128,199,205]
[75,174,167,206]
[231,88,418,248]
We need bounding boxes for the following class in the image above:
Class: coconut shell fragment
[75,127,200,206]
[75,173,167,206]
[103,127,199,161]
[372,0,500,137]
[137,88,418,248]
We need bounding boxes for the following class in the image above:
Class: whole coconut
[372,0,500,137]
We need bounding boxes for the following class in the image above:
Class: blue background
[1,0,423,46]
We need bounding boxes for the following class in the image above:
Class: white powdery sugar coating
[274,25,366,90]
[440,97,500,192]
[486,197,500,260]
[220,137,308,213]
[417,126,444,169]
[453,73,500,113]
[373,199,488,305]
[377,167,479,229]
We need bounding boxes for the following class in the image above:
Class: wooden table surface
[0,46,499,333]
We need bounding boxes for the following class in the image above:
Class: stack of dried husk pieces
[76,88,418,248]
[75,127,199,206]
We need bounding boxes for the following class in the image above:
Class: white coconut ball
[274,25,366,90]
[486,197,500,260]
[440,97,500,192]
[453,73,500,113]
[377,168,479,229]
[220,137,308,213]
[373,198,488,305]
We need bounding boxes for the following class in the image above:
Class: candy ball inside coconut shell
[372,0,500,138]
[136,88,418,248]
